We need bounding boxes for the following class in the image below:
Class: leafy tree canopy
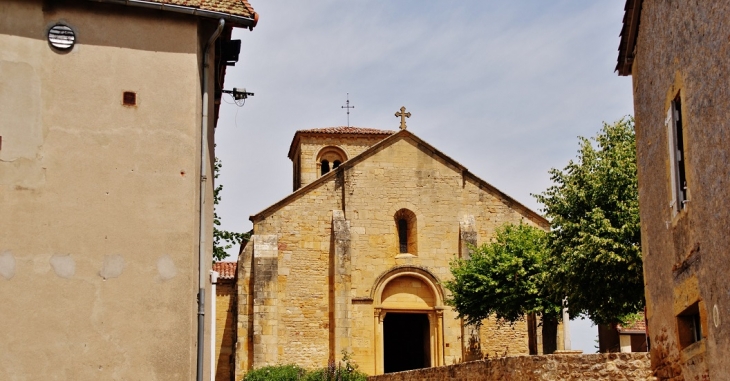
[213,157,249,261]
[445,223,561,326]
[534,117,642,325]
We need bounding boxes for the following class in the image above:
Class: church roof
[89,0,258,28]
[298,126,395,135]
[288,126,395,159]
[256,129,549,228]
[212,261,237,280]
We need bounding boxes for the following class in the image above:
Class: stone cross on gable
[395,106,411,130]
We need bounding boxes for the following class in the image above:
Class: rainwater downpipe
[198,18,225,381]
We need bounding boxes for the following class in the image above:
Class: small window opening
[321,160,330,176]
[123,91,137,106]
[398,219,408,253]
[673,95,688,208]
[394,209,417,255]
[677,302,703,349]
[333,160,341,169]
[668,93,688,214]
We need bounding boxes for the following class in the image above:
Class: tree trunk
[542,316,558,354]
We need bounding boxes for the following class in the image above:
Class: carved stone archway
[371,266,445,374]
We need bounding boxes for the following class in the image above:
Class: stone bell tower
[287,126,394,191]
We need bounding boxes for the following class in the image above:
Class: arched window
[317,146,347,177]
[398,219,408,253]
[394,209,417,255]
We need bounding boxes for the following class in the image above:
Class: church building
[233,113,553,377]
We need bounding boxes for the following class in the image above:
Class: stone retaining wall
[368,353,653,381]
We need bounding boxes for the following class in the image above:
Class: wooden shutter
[666,104,678,217]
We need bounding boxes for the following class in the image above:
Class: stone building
[616,1,730,379]
[598,312,648,353]
[233,124,555,378]
[213,262,239,381]
[0,1,257,380]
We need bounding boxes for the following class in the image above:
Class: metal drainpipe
[198,18,225,381]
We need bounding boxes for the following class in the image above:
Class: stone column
[374,309,385,375]
[459,215,481,361]
[332,210,352,359]
[252,235,278,368]
[436,309,445,366]
[563,297,571,350]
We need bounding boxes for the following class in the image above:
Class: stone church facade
[233,125,551,378]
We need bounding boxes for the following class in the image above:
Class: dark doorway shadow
[384,313,430,373]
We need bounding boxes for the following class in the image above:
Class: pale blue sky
[215,0,633,354]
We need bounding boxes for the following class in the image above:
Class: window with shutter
[667,92,688,217]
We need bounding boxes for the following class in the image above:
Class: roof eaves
[87,0,259,29]
[250,163,341,223]
[616,0,643,76]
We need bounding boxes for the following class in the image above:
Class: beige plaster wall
[243,133,548,376]
[630,2,730,380]
[0,1,218,379]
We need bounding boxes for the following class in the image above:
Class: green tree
[213,157,248,261]
[534,117,642,325]
[446,223,563,353]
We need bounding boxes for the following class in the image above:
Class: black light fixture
[221,40,241,66]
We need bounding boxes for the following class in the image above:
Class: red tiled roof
[147,0,254,17]
[213,262,237,280]
[96,0,257,23]
[297,126,396,135]
[616,312,647,334]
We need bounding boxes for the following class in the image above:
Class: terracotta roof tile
[213,262,237,280]
[616,312,647,334]
[297,126,396,135]
[117,0,256,20]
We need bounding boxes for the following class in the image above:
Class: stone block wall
[241,132,553,376]
[215,279,237,381]
[297,134,389,188]
[626,1,730,379]
[368,353,653,381]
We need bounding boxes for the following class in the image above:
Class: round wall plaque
[48,24,75,50]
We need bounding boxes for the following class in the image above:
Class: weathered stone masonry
[368,353,653,381]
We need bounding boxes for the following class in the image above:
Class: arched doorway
[383,312,430,373]
[372,267,445,374]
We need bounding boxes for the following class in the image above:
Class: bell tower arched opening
[316,146,347,177]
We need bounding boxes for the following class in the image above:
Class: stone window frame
[666,91,689,218]
[316,146,347,177]
[394,209,418,256]
[370,265,446,374]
